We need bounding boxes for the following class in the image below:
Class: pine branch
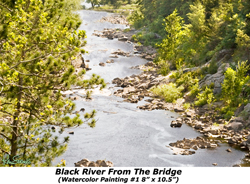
[0,148,10,156]
[0,2,12,12]
[17,144,35,149]
[0,110,14,117]
[0,132,11,141]
[10,48,74,69]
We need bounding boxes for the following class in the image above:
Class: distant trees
[86,0,101,8]
[87,0,133,8]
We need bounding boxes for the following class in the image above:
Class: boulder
[234,104,245,116]
[106,161,113,167]
[246,135,250,144]
[226,121,244,131]
[110,55,119,58]
[244,103,250,113]
[199,63,229,94]
[209,128,220,135]
[88,161,98,167]
[135,45,143,51]
[170,120,182,128]
[186,111,194,118]
[145,55,153,61]
[145,61,155,67]
[75,159,113,167]
[174,107,185,112]
[123,86,136,94]
[99,62,106,66]
[138,83,149,89]
[118,36,128,41]
[228,138,237,144]
[194,122,204,130]
[107,36,114,40]
[75,159,89,167]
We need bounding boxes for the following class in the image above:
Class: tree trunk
[10,75,22,166]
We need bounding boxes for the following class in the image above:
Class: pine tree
[0,0,105,166]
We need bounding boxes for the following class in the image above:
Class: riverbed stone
[118,36,128,41]
[194,122,204,130]
[75,159,113,167]
[170,120,182,128]
[169,137,217,155]
[174,107,185,112]
[99,62,106,66]
[80,108,85,112]
[123,86,136,94]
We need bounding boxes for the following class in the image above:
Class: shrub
[222,61,249,106]
[189,82,201,98]
[158,61,170,76]
[220,106,237,120]
[176,72,199,92]
[151,83,184,102]
[207,60,218,74]
[183,103,191,110]
[195,86,215,106]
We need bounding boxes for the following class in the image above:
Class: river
[54,8,247,167]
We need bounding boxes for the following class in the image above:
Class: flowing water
[54,9,247,167]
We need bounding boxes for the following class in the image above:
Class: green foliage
[183,103,191,110]
[207,60,218,74]
[0,0,103,166]
[131,0,193,36]
[128,10,144,28]
[131,31,160,46]
[175,72,199,92]
[151,83,184,103]
[222,61,250,106]
[158,62,170,76]
[220,106,237,120]
[131,0,250,69]
[195,86,215,106]
[131,0,250,120]
[189,82,201,98]
[156,9,188,69]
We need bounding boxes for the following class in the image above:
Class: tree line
[86,0,134,8]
